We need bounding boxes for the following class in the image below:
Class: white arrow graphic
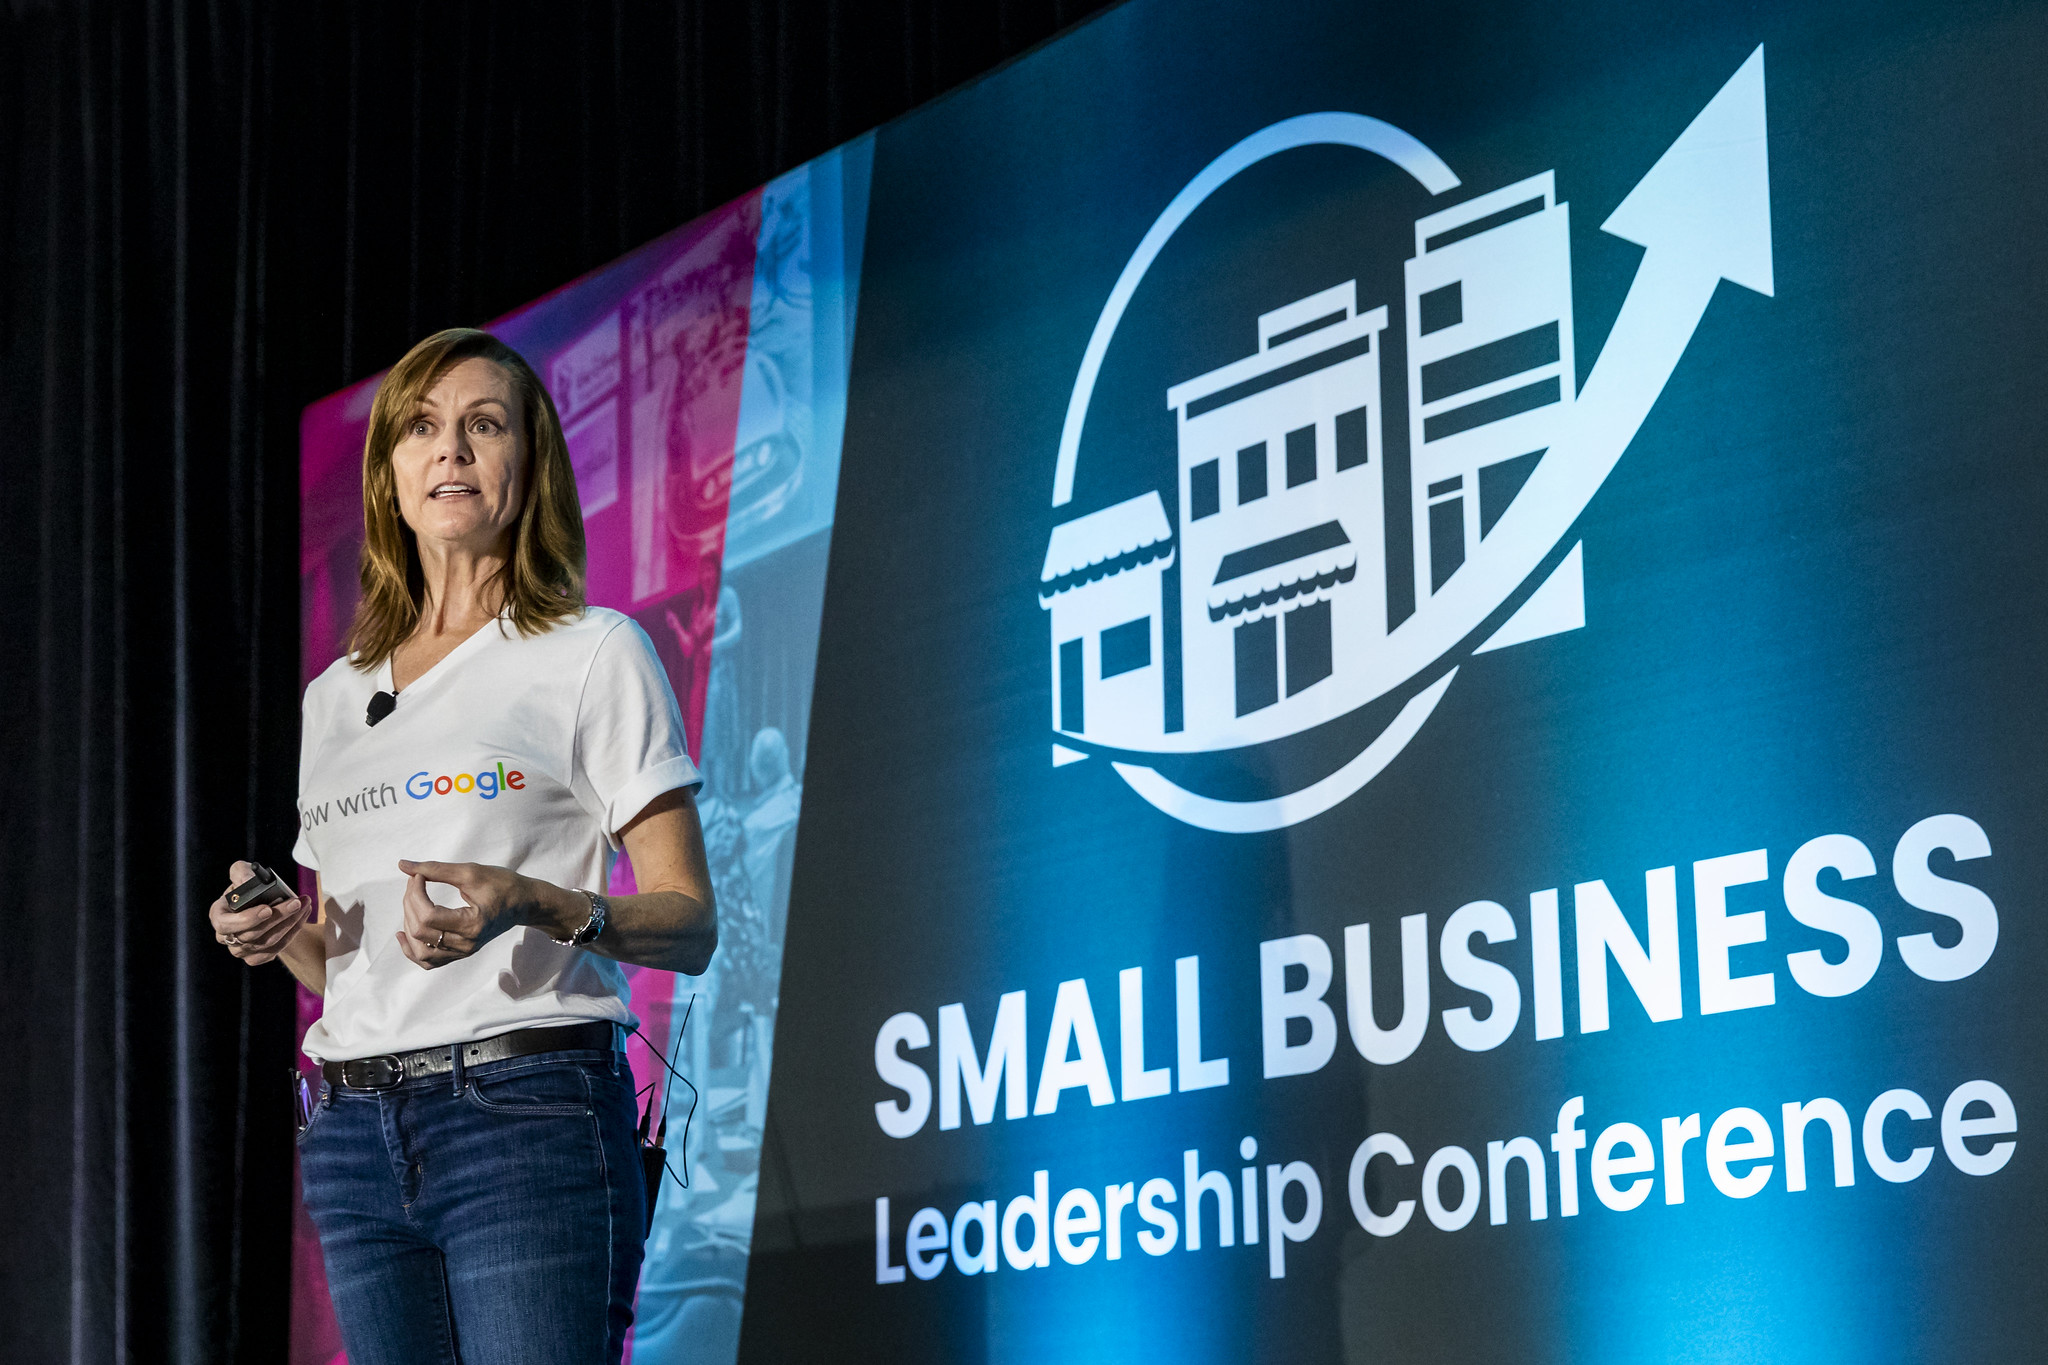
[1481,42,1773,595]
[1117,45,1774,832]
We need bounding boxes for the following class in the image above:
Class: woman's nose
[432,427,474,463]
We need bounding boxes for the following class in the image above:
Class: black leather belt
[320,1021,619,1091]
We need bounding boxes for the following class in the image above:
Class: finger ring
[435,930,446,950]
[226,933,242,947]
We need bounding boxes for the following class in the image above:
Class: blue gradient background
[742,0,2048,1360]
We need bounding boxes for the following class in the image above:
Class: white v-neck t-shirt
[292,606,701,1062]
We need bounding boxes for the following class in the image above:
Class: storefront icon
[1168,282,1388,736]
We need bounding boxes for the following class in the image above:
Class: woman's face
[390,357,528,554]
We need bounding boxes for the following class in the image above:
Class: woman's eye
[410,421,430,436]
[473,418,499,435]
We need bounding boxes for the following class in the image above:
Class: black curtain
[0,1,1115,1360]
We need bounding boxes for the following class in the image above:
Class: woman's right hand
[208,860,310,967]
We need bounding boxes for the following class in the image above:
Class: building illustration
[1168,282,1389,740]
[1404,171,1575,598]
[1040,173,1578,760]
[1039,491,1175,753]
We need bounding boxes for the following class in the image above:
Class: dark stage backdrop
[0,2,1113,1361]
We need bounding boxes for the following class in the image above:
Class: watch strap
[558,888,609,947]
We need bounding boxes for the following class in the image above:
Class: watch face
[575,893,608,944]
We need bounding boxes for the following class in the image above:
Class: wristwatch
[555,889,610,947]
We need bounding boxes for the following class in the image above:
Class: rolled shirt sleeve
[575,617,704,845]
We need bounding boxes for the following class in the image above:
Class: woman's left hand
[395,859,568,968]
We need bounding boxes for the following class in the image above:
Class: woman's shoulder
[549,608,674,700]
[496,607,660,688]
[566,604,632,636]
[304,653,375,701]
[299,653,376,732]
[519,604,641,656]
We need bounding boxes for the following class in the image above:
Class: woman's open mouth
[429,483,479,499]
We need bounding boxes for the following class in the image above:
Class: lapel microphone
[366,691,397,727]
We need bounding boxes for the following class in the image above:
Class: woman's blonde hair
[346,328,586,669]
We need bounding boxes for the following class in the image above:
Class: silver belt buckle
[345,1055,404,1089]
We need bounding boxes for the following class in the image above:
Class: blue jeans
[297,1046,647,1364]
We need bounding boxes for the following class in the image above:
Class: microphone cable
[630,994,700,1229]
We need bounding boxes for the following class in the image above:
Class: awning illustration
[1207,519,1356,621]
[1040,490,1175,600]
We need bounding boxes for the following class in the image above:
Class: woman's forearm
[277,921,327,995]
[604,889,719,975]
[526,881,717,976]
[391,793,718,976]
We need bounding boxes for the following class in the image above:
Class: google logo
[407,763,527,800]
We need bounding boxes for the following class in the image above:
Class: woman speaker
[208,327,717,1364]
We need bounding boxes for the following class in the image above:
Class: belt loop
[451,1041,466,1095]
